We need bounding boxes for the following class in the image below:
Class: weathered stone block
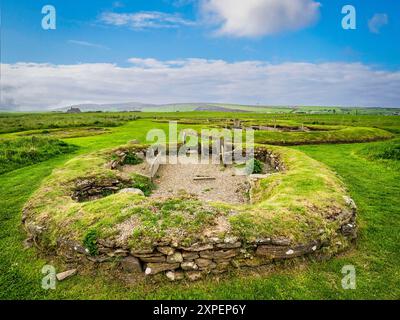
[195,258,213,268]
[180,243,214,252]
[200,249,238,260]
[157,246,175,256]
[181,261,199,271]
[166,252,183,263]
[121,256,142,273]
[216,242,241,249]
[140,256,166,263]
[166,270,184,281]
[182,251,199,260]
[256,242,318,259]
[145,263,180,275]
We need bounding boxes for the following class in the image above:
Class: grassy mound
[231,145,354,247]
[358,138,400,161]
[23,143,356,256]
[16,127,110,139]
[356,138,400,170]
[0,136,78,174]
[254,127,393,145]
[0,112,139,134]
[161,118,393,146]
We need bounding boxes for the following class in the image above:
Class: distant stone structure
[66,107,81,113]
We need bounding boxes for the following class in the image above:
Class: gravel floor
[150,159,249,204]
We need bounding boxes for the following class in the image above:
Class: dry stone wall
[54,198,356,282]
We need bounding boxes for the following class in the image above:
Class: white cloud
[200,0,321,37]
[368,13,389,34]
[1,59,400,110]
[99,11,195,29]
[68,40,108,49]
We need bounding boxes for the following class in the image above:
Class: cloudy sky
[1,0,400,110]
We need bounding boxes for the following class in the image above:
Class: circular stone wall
[22,143,357,281]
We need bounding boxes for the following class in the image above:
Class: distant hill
[194,105,251,112]
[49,102,400,115]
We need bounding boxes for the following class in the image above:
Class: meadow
[0,110,399,299]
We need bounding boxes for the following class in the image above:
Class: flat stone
[166,252,183,263]
[200,249,238,260]
[139,255,166,263]
[98,239,116,248]
[145,263,180,275]
[271,238,292,246]
[224,236,239,244]
[208,237,223,244]
[56,269,77,281]
[166,270,184,281]
[253,238,271,244]
[182,252,199,260]
[256,242,317,259]
[181,261,199,271]
[195,258,213,268]
[157,246,175,256]
[216,242,241,249]
[121,256,142,273]
[180,243,214,252]
[196,259,217,270]
[130,248,154,255]
[112,249,129,256]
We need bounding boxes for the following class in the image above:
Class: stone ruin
[71,176,132,202]
[23,143,358,283]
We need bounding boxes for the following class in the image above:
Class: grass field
[0,111,399,300]
[0,136,78,175]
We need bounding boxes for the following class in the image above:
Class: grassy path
[0,125,399,299]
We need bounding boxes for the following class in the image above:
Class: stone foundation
[22,144,357,282]
[53,201,356,282]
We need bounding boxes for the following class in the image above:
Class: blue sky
[2,0,399,67]
[1,0,400,109]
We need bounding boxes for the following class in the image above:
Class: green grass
[0,113,399,300]
[0,112,139,134]
[0,136,78,175]
[357,138,400,161]
[254,127,393,145]
[0,139,398,299]
[2,111,400,134]
[15,127,110,139]
[131,174,155,196]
